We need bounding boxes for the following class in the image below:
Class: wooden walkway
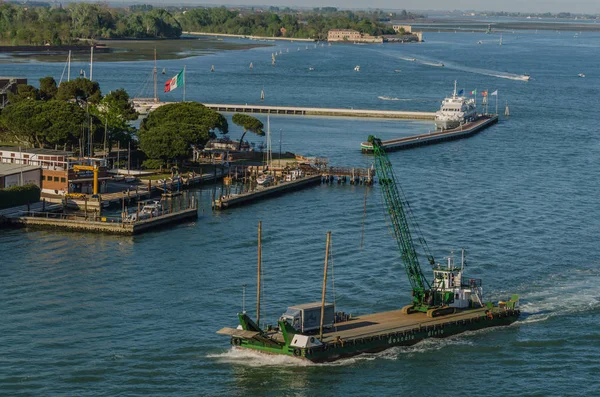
[361,115,499,153]
[132,100,436,120]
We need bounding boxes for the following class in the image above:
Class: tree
[93,88,138,151]
[7,84,39,103]
[56,78,102,104]
[0,100,85,147]
[232,113,264,150]
[138,102,228,164]
[39,76,58,100]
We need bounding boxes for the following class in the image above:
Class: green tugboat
[217,136,520,363]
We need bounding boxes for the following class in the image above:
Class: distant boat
[394,69,401,73]
[578,73,585,78]
[504,103,510,117]
[477,40,483,44]
[261,89,265,101]
[499,33,503,46]
[249,62,253,69]
[211,65,215,72]
[354,65,360,72]
[298,47,300,51]
[286,48,289,53]
[161,68,166,75]
[521,73,531,81]
[309,67,314,71]
[305,45,308,50]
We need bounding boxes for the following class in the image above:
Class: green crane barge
[217,136,520,363]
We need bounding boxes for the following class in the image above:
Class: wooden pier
[214,174,322,210]
[133,100,436,120]
[8,197,198,235]
[361,115,499,153]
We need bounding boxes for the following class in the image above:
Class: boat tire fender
[293,348,301,357]
[232,338,242,346]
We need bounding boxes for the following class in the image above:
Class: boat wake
[514,268,600,325]
[377,96,438,102]
[376,50,530,81]
[209,337,476,367]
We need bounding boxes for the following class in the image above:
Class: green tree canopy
[56,78,102,104]
[0,100,85,147]
[93,88,138,150]
[138,102,228,164]
[232,113,264,150]
[39,76,58,100]
[7,84,40,103]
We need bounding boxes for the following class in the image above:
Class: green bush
[142,159,164,170]
[0,184,41,209]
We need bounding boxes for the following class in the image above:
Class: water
[2,31,600,396]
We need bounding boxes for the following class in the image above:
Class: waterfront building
[0,147,109,195]
[0,163,41,188]
[327,29,383,43]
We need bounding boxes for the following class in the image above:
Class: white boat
[261,89,265,101]
[309,67,314,71]
[499,34,503,46]
[354,65,360,72]
[578,73,585,78]
[520,74,531,81]
[434,81,477,131]
[256,174,274,186]
[394,69,401,73]
[249,62,253,69]
[477,40,483,44]
[125,200,162,222]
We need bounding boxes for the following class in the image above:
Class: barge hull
[224,307,520,363]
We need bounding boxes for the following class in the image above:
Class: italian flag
[164,69,184,93]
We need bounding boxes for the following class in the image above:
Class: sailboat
[211,65,215,72]
[257,115,273,185]
[162,68,166,75]
[286,48,289,53]
[249,62,253,70]
[260,88,265,101]
[504,102,510,117]
[499,33,503,46]
[58,50,72,84]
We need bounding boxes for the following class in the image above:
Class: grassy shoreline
[0,37,270,63]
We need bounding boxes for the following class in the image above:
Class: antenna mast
[153,48,158,103]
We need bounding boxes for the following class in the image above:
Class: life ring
[232,338,242,346]
[293,348,301,357]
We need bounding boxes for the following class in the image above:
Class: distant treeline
[177,8,424,40]
[0,3,181,45]
[0,3,423,46]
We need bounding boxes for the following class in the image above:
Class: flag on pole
[458,89,464,95]
[164,69,184,93]
[491,90,498,96]
[481,90,488,97]
[470,89,477,95]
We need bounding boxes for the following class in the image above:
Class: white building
[0,163,41,188]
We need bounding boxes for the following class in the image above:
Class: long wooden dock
[133,100,436,120]
[9,207,198,235]
[214,174,322,209]
[361,115,498,153]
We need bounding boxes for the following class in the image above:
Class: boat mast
[319,231,331,340]
[68,50,71,82]
[257,221,262,328]
[153,48,158,103]
[453,80,457,98]
[90,46,93,81]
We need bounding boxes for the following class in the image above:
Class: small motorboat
[309,67,314,71]
[256,174,274,186]
[394,69,401,73]
[578,73,585,78]
[354,65,360,72]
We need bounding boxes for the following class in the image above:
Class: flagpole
[183,65,186,102]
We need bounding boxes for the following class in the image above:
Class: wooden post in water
[320,231,331,340]
[257,221,262,329]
